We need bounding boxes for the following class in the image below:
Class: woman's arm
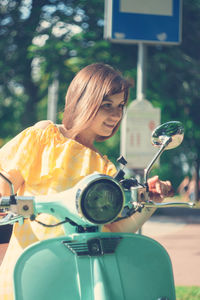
[0,170,24,196]
[104,176,174,233]
[0,166,173,233]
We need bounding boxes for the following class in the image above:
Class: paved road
[142,213,200,286]
[0,212,200,286]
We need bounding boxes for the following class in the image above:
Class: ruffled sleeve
[0,124,117,191]
[0,126,44,183]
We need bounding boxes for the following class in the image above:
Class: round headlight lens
[80,179,124,224]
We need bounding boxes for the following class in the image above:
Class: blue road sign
[104,0,182,44]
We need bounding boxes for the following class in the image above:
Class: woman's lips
[104,122,115,129]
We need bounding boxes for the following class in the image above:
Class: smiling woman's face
[76,91,125,149]
[89,91,125,138]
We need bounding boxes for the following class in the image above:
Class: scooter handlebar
[137,200,199,209]
[0,196,11,208]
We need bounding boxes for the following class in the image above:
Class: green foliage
[146,1,200,189]
[0,0,200,189]
[176,286,200,300]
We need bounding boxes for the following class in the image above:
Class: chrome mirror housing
[144,121,184,184]
[151,121,184,150]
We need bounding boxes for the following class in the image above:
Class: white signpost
[121,99,160,169]
[120,43,161,170]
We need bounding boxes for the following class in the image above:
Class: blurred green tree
[0,0,136,138]
[147,0,200,197]
[0,0,200,196]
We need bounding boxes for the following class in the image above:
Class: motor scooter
[0,121,198,300]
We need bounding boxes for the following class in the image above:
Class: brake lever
[0,212,24,225]
[120,178,145,190]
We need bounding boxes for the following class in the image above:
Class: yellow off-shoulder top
[0,122,116,299]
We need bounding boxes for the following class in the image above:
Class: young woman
[0,63,173,299]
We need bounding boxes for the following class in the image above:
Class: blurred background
[0,0,200,197]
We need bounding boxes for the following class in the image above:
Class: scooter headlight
[77,175,124,225]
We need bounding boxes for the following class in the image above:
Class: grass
[176,286,200,300]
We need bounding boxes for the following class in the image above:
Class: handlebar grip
[0,196,11,208]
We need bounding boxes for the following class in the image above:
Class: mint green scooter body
[14,232,176,300]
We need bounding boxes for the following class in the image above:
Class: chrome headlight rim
[76,174,125,225]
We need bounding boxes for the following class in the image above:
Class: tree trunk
[194,154,200,202]
[22,74,39,127]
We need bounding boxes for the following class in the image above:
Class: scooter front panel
[13,232,175,300]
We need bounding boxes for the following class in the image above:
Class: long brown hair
[62,63,131,141]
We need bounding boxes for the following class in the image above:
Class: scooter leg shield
[13,233,176,300]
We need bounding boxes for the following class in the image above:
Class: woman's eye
[102,103,111,109]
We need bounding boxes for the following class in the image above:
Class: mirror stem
[144,136,172,185]
[0,172,16,204]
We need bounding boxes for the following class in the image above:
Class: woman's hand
[148,175,174,202]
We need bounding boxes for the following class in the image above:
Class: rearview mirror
[151,121,184,150]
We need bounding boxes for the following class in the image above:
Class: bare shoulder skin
[33,120,53,129]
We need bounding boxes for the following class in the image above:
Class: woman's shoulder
[33,120,53,129]
[32,120,69,144]
[33,121,68,140]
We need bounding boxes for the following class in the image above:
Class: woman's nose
[110,107,122,119]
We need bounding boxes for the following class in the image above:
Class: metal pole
[47,72,59,123]
[136,43,147,234]
[136,43,147,101]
